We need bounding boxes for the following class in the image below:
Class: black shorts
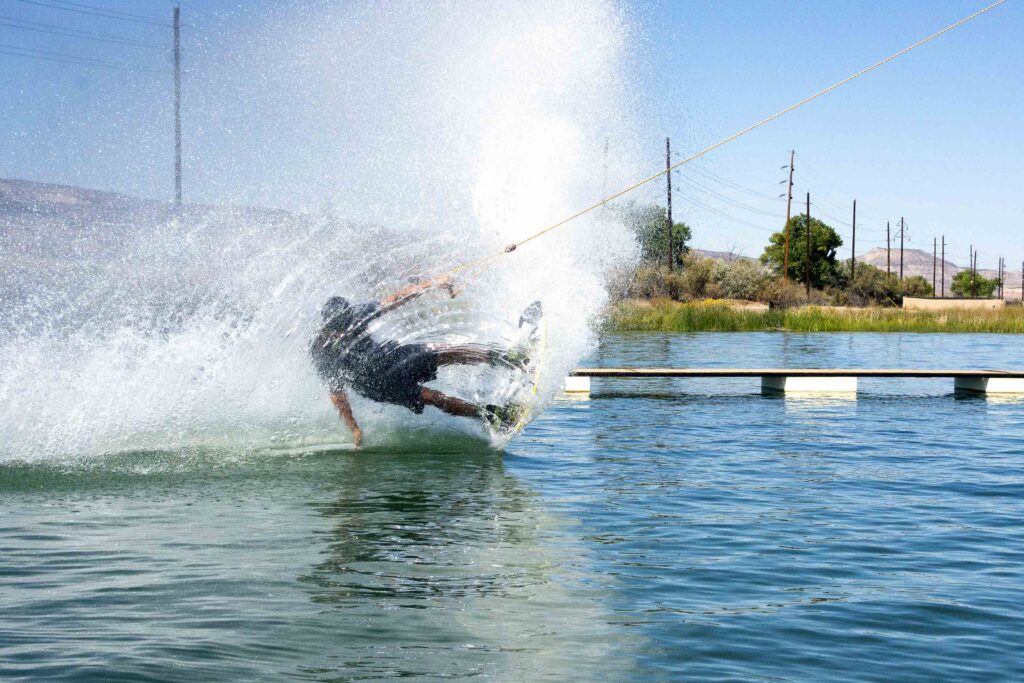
[342,343,439,413]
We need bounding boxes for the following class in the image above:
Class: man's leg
[419,387,480,418]
[432,344,527,370]
[431,344,492,367]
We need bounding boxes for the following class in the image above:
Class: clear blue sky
[1,1,1020,269]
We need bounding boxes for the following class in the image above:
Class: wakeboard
[483,300,546,442]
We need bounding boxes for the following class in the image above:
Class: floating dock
[564,369,1024,395]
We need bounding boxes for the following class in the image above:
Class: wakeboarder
[311,278,535,447]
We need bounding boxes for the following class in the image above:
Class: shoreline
[606,299,1024,334]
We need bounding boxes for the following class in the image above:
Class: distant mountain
[686,244,1019,299]
[857,247,1019,298]
[691,248,756,263]
[0,178,428,335]
[0,178,306,325]
[0,178,166,212]
[4,178,1018,301]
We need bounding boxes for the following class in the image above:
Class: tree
[951,270,997,297]
[900,275,934,298]
[618,201,692,268]
[760,214,842,289]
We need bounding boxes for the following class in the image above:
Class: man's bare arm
[329,390,363,448]
[379,276,453,313]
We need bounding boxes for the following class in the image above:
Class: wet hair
[321,296,351,323]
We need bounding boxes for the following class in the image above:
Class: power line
[44,0,168,23]
[791,156,890,224]
[665,154,793,209]
[792,153,839,188]
[669,153,896,246]
[671,154,784,191]
[811,205,853,228]
[688,165,782,194]
[790,172,891,229]
[0,42,168,73]
[677,173,786,217]
[682,164,783,200]
[678,192,779,233]
[791,170,855,209]
[669,155,891,241]
[0,47,160,71]
[679,191,785,219]
[0,18,168,49]
[13,0,171,27]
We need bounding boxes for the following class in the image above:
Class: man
[311,278,529,447]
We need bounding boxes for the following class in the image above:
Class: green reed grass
[607,299,1024,334]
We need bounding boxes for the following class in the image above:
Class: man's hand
[432,275,456,297]
[330,390,362,447]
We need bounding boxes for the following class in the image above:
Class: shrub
[604,265,636,302]
[757,278,812,308]
[901,275,934,298]
[622,266,688,300]
[718,259,773,300]
[679,255,720,298]
[846,263,900,306]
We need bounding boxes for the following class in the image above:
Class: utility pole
[977,251,982,297]
[783,150,795,282]
[899,217,905,282]
[970,247,977,297]
[886,222,891,278]
[941,236,946,298]
[932,237,937,296]
[805,192,811,296]
[998,257,1004,299]
[850,200,857,282]
[665,137,673,271]
[968,246,972,297]
[173,5,182,206]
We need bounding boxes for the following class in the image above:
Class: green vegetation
[898,274,934,298]
[951,270,998,297]
[832,263,933,305]
[608,203,1001,333]
[619,201,692,269]
[761,214,843,288]
[607,299,1024,334]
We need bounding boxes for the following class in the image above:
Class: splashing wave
[0,0,640,462]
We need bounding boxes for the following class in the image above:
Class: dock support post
[564,375,591,394]
[954,377,1024,394]
[761,376,857,395]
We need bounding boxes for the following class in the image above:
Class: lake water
[3,333,1023,681]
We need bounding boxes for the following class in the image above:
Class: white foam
[0,0,640,461]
